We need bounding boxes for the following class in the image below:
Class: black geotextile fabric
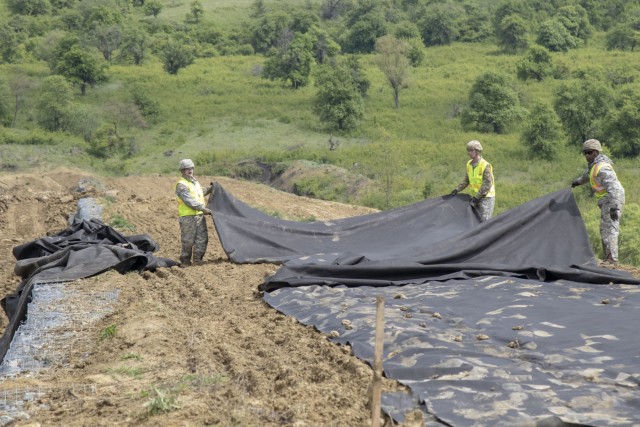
[209,184,640,426]
[0,218,178,361]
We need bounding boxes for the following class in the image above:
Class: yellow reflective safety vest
[176,177,205,217]
[466,158,495,198]
[589,162,614,200]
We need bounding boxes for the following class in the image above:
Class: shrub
[520,104,564,159]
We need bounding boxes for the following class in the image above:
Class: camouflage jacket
[175,176,213,212]
[574,154,625,208]
[455,157,494,198]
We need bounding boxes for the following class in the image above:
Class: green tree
[65,104,101,142]
[459,2,492,42]
[6,0,51,16]
[187,1,204,24]
[516,45,553,81]
[55,45,108,95]
[250,11,290,54]
[77,0,123,28]
[35,75,73,131]
[462,72,525,133]
[90,24,122,61]
[143,0,163,18]
[130,85,161,122]
[48,34,81,71]
[8,75,34,127]
[0,79,12,127]
[606,24,640,51]
[160,39,195,74]
[557,5,593,43]
[345,55,370,97]
[375,35,411,109]
[250,0,267,18]
[496,14,529,53]
[604,89,640,157]
[343,0,387,53]
[313,63,365,130]
[290,10,319,34]
[520,104,564,159]
[309,26,340,64]
[417,1,464,46]
[553,78,613,145]
[537,19,578,52]
[118,24,148,65]
[0,24,22,64]
[262,32,314,88]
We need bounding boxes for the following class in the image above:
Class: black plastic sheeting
[0,218,178,362]
[210,184,640,426]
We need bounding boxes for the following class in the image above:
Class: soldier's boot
[193,254,205,266]
[180,256,192,267]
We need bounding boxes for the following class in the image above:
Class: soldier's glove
[610,208,619,221]
[450,189,458,196]
[571,179,580,188]
[202,208,212,215]
[470,197,479,207]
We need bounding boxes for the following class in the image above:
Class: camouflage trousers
[599,200,622,262]
[476,196,495,223]
[179,214,209,264]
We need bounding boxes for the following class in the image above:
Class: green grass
[99,324,117,340]
[109,213,137,231]
[108,366,145,378]
[1,2,639,263]
[143,386,181,415]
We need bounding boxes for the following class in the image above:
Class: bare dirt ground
[1,167,638,427]
[0,167,407,427]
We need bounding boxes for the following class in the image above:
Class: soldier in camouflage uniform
[175,159,214,266]
[571,139,625,264]
[450,140,496,222]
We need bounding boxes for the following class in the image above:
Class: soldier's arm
[599,167,624,208]
[477,165,493,198]
[455,174,469,192]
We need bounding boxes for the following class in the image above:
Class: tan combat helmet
[582,139,602,152]
[466,140,483,151]
[178,159,195,170]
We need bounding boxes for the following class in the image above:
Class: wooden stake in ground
[371,296,385,427]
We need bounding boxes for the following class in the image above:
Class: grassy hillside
[0,0,638,264]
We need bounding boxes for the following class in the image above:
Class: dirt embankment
[0,167,408,427]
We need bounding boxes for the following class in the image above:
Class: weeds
[109,214,136,231]
[99,324,117,340]
[122,352,143,361]
[143,386,181,415]
[108,366,144,379]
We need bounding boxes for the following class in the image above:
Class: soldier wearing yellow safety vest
[175,159,214,266]
[571,139,625,265]
[450,140,496,222]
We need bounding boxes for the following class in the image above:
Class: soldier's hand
[571,179,580,188]
[202,208,212,215]
[470,197,479,207]
[450,189,458,196]
[610,207,619,221]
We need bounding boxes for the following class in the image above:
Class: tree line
[2,0,640,159]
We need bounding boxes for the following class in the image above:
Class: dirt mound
[272,160,373,203]
[0,168,406,426]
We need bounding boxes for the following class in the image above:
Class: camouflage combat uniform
[176,177,213,265]
[455,157,496,222]
[573,154,625,263]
